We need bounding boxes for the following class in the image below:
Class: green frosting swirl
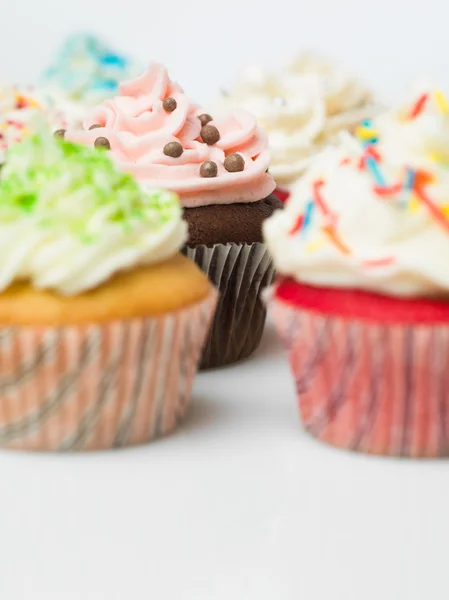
[0,128,182,241]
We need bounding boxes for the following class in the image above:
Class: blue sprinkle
[403,168,416,191]
[101,54,127,68]
[302,199,315,232]
[366,156,386,186]
[402,168,416,208]
[362,119,372,127]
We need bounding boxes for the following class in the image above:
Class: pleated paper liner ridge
[0,290,217,452]
[183,243,276,369]
[268,290,449,458]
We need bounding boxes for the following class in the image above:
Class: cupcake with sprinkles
[42,33,140,105]
[264,88,449,457]
[66,63,281,369]
[0,84,83,164]
[0,124,217,451]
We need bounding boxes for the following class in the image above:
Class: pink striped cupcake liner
[269,292,449,458]
[0,290,217,452]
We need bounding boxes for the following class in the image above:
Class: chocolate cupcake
[66,63,281,369]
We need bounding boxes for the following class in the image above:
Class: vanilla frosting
[218,53,379,186]
[0,126,186,295]
[0,84,84,163]
[66,63,275,207]
[264,90,449,297]
[43,34,140,104]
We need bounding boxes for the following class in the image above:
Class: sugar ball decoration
[200,161,218,178]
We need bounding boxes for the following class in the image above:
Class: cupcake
[0,126,217,451]
[66,63,281,369]
[264,89,449,457]
[42,33,140,105]
[0,84,83,164]
[218,53,379,200]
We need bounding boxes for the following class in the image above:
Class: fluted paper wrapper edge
[0,290,217,452]
[183,243,275,369]
[268,293,449,458]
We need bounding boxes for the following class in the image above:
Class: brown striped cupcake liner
[0,290,217,452]
[268,291,449,458]
[183,243,276,369]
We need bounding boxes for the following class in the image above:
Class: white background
[2,1,449,599]
[2,0,449,103]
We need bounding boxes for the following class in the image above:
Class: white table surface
[0,319,448,600]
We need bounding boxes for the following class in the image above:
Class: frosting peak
[0,125,186,295]
[264,90,449,298]
[66,63,275,207]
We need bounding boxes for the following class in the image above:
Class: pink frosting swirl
[66,64,275,207]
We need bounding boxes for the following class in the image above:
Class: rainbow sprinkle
[289,214,304,235]
[403,168,416,209]
[413,178,449,233]
[313,179,331,217]
[409,93,429,119]
[365,155,386,187]
[434,90,449,114]
[302,200,315,231]
[356,119,378,145]
[305,237,327,254]
[322,224,351,255]
[288,199,315,236]
[373,183,402,197]
[362,257,395,268]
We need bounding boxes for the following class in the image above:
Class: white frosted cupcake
[0,125,217,451]
[264,88,449,457]
[218,53,380,194]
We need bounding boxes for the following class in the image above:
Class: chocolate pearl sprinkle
[163,97,177,112]
[224,153,245,173]
[198,113,213,127]
[163,142,184,158]
[200,161,218,178]
[94,136,111,150]
[89,124,102,130]
[200,124,220,145]
[53,129,66,139]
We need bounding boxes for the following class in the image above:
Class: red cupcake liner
[267,284,449,458]
[273,187,291,204]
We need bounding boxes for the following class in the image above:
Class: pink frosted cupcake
[264,90,449,457]
[65,63,280,368]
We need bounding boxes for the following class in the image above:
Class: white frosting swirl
[264,90,449,297]
[0,127,187,295]
[0,214,186,295]
[218,54,379,185]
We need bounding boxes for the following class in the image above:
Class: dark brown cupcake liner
[182,243,275,369]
